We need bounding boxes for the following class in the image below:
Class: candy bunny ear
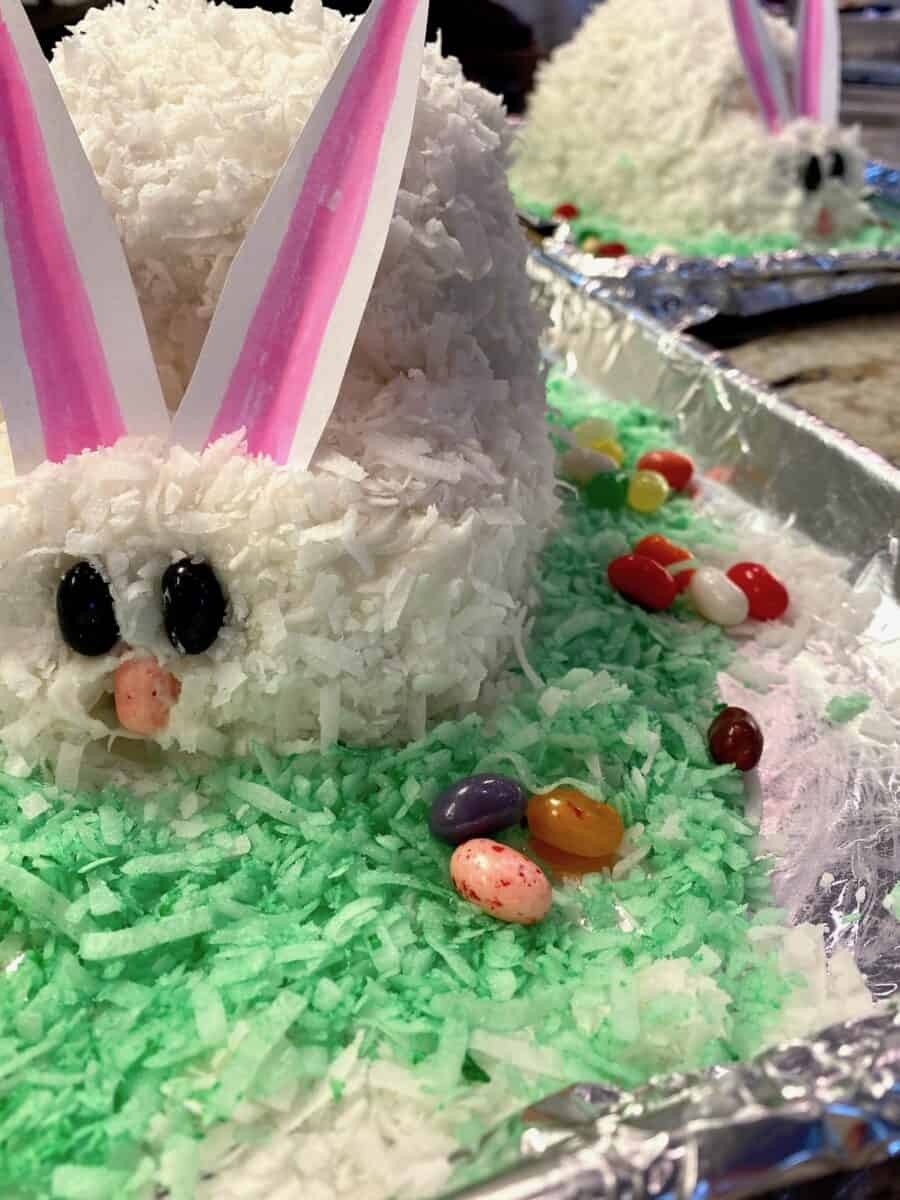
[171,0,428,467]
[728,0,793,133]
[795,0,841,125]
[0,0,168,475]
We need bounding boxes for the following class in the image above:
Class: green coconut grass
[516,195,900,258]
[0,372,802,1198]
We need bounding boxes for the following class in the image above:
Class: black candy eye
[802,155,823,192]
[57,561,120,657]
[828,150,846,179]
[162,558,226,655]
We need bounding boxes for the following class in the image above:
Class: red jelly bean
[593,240,628,257]
[636,450,694,492]
[708,706,763,772]
[726,562,789,621]
[633,534,694,593]
[554,203,579,220]
[608,554,677,611]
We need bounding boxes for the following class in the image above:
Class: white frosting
[0,0,556,774]
[510,0,870,243]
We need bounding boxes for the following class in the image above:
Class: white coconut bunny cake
[0,0,557,780]
[0,1,888,1197]
[511,0,900,257]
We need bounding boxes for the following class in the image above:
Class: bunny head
[729,0,866,242]
[0,0,555,782]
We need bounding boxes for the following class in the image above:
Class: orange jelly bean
[526,787,624,858]
[528,837,616,879]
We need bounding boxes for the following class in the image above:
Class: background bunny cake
[0,0,557,783]
[511,0,900,257]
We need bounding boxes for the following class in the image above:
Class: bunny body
[52,0,540,413]
[0,0,556,777]
[510,0,870,244]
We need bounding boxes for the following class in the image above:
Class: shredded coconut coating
[0,0,556,771]
[510,0,870,242]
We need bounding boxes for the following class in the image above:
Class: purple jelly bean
[429,773,526,846]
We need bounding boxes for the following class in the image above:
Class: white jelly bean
[688,567,750,627]
[559,447,618,484]
[450,838,552,925]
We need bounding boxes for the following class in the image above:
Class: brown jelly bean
[708,706,763,772]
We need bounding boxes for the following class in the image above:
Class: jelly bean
[608,553,677,611]
[553,202,579,221]
[528,837,616,879]
[595,241,628,257]
[590,438,625,465]
[429,773,526,846]
[726,562,790,621]
[57,561,119,657]
[633,534,694,593]
[162,558,227,655]
[114,656,181,735]
[583,471,630,511]
[581,237,628,257]
[559,447,618,484]
[708,706,763,771]
[627,469,670,514]
[636,450,694,492]
[573,418,617,449]
[688,567,749,626]
[526,787,624,858]
[450,839,551,924]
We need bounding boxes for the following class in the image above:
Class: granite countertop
[724,313,900,468]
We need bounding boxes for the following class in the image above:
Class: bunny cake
[0,0,557,781]
[511,0,898,256]
[1,5,892,1196]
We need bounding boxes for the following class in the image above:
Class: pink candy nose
[816,207,834,238]
[114,656,181,735]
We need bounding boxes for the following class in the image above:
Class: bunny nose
[114,656,181,735]
[815,207,834,238]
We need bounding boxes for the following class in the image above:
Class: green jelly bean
[583,470,630,510]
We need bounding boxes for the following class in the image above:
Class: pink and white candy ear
[0,0,169,475]
[795,0,841,126]
[728,0,793,134]
[170,0,428,468]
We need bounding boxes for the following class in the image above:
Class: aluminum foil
[518,162,900,330]
[444,1008,900,1200]
[432,249,900,1200]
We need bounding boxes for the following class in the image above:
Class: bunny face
[511,0,873,246]
[0,413,552,777]
[0,0,556,780]
[769,120,867,241]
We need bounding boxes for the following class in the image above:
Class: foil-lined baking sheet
[434,249,900,1200]
[444,1008,900,1200]
[517,163,900,331]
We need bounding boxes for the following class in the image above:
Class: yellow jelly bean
[573,418,617,449]
[627,469,670,513]
[589,437,625,465]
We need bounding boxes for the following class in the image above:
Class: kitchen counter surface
[725,313,900,468]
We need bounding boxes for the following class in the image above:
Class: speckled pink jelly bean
[450,838,552,925]
[114,656,181,735]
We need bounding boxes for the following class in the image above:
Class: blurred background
[21,0,900,150]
